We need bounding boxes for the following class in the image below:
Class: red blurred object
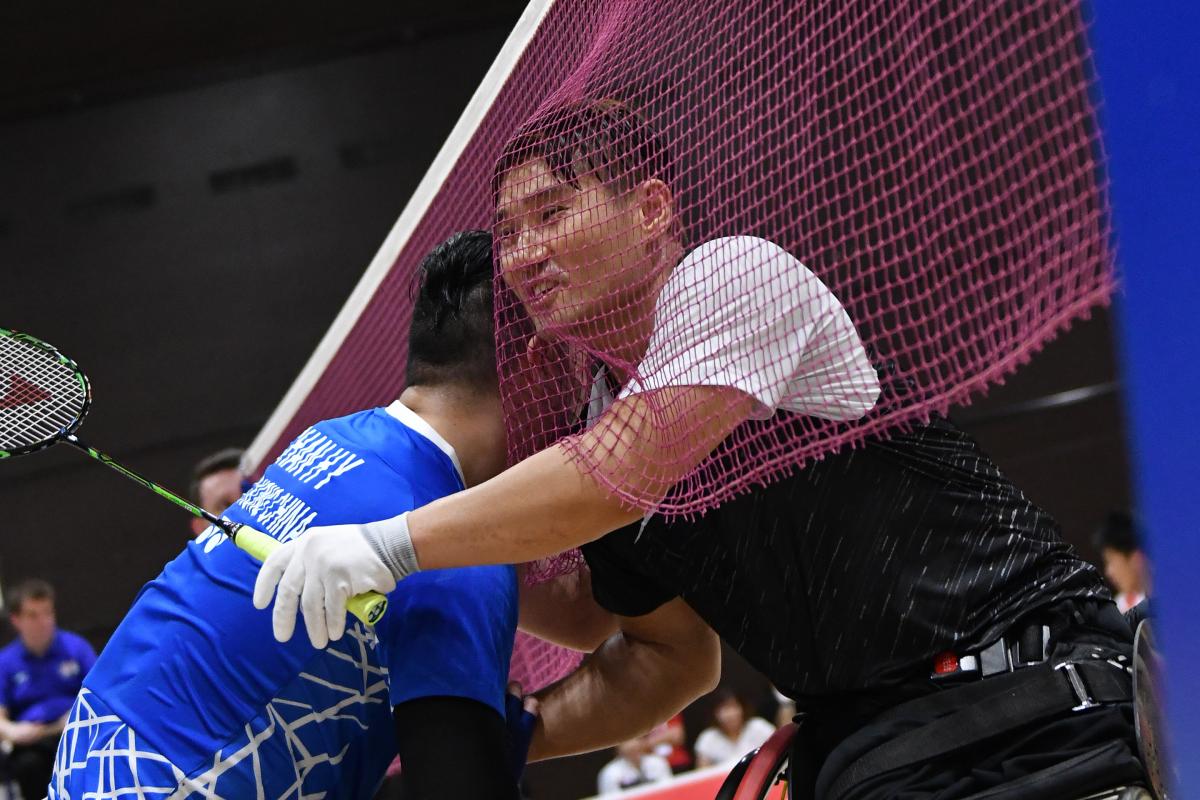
[933,651,960,676]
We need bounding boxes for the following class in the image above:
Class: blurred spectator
[645,713,691,773]
[597,736,672,794]
[1094,511,1151,613]
[693,689,775,768]
[189,447,246,536]
[0,580,96,800]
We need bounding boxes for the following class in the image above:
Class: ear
[634,178,676,238]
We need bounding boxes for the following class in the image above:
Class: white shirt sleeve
[619,236,880,421]
[693,728,730,764]
[642,755,674,783]
[740,717,777,752]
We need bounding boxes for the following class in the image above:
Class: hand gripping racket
[0,328,388,627]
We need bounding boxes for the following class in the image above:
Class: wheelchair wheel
[729,722,798,800]
[714,750,756,800]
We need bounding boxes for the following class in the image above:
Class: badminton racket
[0,327,388,626]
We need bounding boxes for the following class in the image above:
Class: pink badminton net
[253,0,1113,691]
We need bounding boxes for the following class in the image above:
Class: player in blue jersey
[0,580,97,800]
[50,230,521,800]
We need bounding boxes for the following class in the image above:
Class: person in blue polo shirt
[50,231,522,800]
[0,579,96,800]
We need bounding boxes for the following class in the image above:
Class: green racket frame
[0,327,387,626]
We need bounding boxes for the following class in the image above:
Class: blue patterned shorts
[50,690,193,799]
[49,685,390,800]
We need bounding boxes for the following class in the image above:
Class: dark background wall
[1,3,1132,798]
[2,4,525,640]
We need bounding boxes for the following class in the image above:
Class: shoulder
[682,235,793,267]
[675,236,811,287]
[660,236,835,321]
[276,407,402,466]
[746,717,776,739]
[56,630,95,656]
[694,729,728,761]
[312,408,413,467]
[258,408,453,516]
[0,640,20,668]
[267,416,371,484]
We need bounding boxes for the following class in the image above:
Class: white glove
[253,521,400,648]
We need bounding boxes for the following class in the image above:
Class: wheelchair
[716,619,1167,800]
[712,720,1154,800]
[713,722,796,800]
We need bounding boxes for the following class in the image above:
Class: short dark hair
[7,578,54,614]
[406,230,497,389]
[1094,511,1142,555]
[493,97,675,204]
[190,447,244,503]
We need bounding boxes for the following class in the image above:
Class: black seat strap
[827,661,1131,800]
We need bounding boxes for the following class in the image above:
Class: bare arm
[0,707,45,746]
[518,566,618,652]
[410,387,755,570]
[253,386,755,647]
[527,597,721,761]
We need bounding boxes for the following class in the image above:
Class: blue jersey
[0,630,95,723]
[74,402,517,800]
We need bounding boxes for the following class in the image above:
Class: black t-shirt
[581,417,1107,703]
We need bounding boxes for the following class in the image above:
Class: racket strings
[0,335,88,450]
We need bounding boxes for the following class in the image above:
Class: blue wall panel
[1090,2,1200,789]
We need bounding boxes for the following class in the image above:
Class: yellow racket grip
[230,523,389,626]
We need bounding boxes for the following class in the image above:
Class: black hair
[493,97,675,204]
[7,578,54,615]
[1094,511,1142,555]
[189,447,244,503]
[406,230,497,390]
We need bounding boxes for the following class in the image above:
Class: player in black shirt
[257,100,1149,797]
[585,417,1101,700]
[582,416,1144,796]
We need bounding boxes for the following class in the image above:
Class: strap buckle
[1055,661,1101,712]
[934,623,1050,681]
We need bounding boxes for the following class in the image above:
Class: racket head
[0,328,92,458]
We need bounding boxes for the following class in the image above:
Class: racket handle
[229,523,389,626]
